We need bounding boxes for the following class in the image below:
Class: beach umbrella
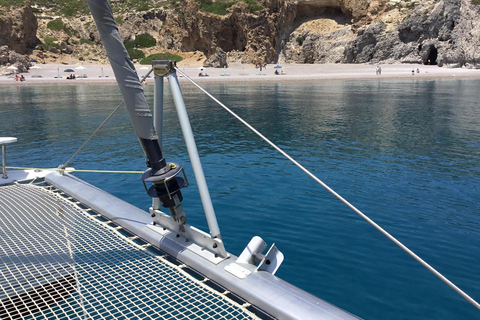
[64,68,75,72]
[274,65,282,69]
[29,59,38,62]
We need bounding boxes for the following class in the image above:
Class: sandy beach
[1,62,480,86]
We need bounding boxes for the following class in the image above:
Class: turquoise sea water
[1,79,479,319]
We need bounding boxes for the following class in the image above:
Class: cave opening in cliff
[294,1,346,30]
[425,46,438,65]
[216,29,246,53]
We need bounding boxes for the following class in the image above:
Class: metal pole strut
[152,69,164,211]
[154,73,164,148]
[168,71,222,239]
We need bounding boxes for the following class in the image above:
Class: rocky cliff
[284,0,480,67]
[159,0,480,67]
[1,0,480,68]
[0,5,37,71]
[0,5,37,53]
[158,0,297,64]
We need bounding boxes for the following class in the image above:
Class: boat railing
[1,137,17,179]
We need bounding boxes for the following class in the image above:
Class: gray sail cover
[86,0,157,141]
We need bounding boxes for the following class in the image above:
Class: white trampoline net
[0,182,261,319]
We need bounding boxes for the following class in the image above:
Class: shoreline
[1,63,480,87]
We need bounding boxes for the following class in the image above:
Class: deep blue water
[1,79,479,319]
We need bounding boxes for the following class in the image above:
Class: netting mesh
[0,181,259,319]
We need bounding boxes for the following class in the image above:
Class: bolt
[212,243,218,249]
[176,234,180,238]
[266,260,271,265]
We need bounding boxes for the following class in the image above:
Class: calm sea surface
[1,79,479,319]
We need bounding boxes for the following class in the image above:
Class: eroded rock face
[284,0,480,66]
[154,0,479,66]
[0,5,38,53]
[159,0,296,64]
[4,0,480,67]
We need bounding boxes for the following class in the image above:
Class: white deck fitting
[0,182,262,319]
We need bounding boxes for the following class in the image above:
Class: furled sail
[86,0,166,175]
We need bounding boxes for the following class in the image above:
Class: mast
[86,0,187,229]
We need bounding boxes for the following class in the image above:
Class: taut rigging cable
[174,66,480,311]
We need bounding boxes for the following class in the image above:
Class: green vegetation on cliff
[46,19,63,31]
[121,33,157,61]
[196,0,236,15]
[43,36,59,47]
[0,0,24,8]
[0,0,88,16]
[123,40,144,60]
[134,33,156,48]
[195,0,263,15]
[140,52,183,65]
[1,0,264,17]
[0,0,164,16]
[129,49,146,60]
[243,0,263,13]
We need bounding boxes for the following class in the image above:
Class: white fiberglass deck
[0,181,263,319]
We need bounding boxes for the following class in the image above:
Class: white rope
[175,67,480,311]
[55,199,88,320]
